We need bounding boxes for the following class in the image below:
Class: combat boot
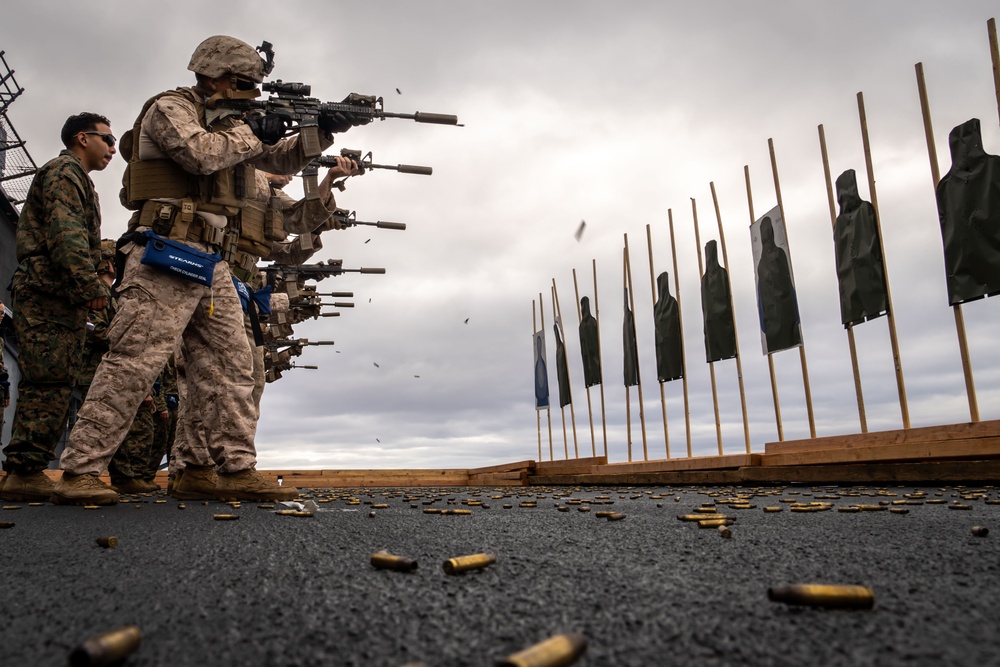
[216,468,299,502]
[112,478,157,495]
[170,465,218,500]
[0,471,56,502]
[50,473,119,506]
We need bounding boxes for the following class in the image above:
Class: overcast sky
[2,1,1000,470]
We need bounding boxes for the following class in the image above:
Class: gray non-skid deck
[2,484,998,666]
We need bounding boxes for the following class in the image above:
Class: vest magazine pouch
[235,202,273,257]
[139,230,221,287]
[265,196,285,242]
[127,160,193,205]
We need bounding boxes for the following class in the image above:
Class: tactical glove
[245,111,291,145]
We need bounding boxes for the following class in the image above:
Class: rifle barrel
[368,162,433,175]
[381,111,459,125]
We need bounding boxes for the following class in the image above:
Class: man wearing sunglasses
[0,113,115,502]
[53,36,353,505]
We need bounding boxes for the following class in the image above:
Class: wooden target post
[857,92,910,428]
[915,62,979,422]
[624,234,649,461]
[537,292,555,460]
[769,138,818,438]
[668,210,693,457]
[710,182,752,453]
[552,278,579,458]
[744,165,784,440]
[817,123,869,433]
[572,269,597,458]
[646,221,671,458]
[592,259,609,457]
[691,198,724,455]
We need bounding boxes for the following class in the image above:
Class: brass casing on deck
[767,584,875,609]
[443,553,496,575]
[498,632,588,667]
[370,550,418,573]
[69,625,142,667]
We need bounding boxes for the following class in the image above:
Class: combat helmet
[188,35,266,83]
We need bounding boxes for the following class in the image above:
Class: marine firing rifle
[208,51,460,159]
[316,148,433,177]
[322,207,406,232]
[304,147,434,197]
[265,362,319,384]
[263,338,336,356]
[263,260,385,300]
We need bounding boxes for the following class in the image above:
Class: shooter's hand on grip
[319,96,373,134]
[245,111,292,145]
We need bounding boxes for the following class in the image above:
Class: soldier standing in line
[142,357,177,490]
[0,113,115,502]
[53,36,365,504]
[169,164,354,497]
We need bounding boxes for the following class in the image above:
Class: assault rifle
[263,338,336,358]
[263,260,385,300]
[322,207,406,232]
[316,149,433,177]
[304,148,432,197]
[208,73,460,159]
[265,362,319,384]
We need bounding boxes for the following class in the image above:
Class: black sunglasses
[82,131,116,148]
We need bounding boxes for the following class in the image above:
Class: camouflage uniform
[141,358,176,482]
[244,170,332,410]
[108,390,156,486]
[3,150,103,475]
[59,87,329,478]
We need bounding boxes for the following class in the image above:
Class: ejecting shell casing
[718,525,732,538]
[497,632,588,667]
[370,550,419,573]
[971,525,990,537]
[443,552,496,575]
[96,536,118,549]
[68,625,142,667]
[768,584,875,609]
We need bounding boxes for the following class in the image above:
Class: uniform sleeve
[249,130,334,175]
[265,233,323,265]
[44,166,104,304]
[86,290,116,353]
[144,96,264,175]
[276,189,336,234]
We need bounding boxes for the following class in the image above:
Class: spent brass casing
[606,512,626,521]
[370,550,418,572]
[678,514,734,522]
[213,514,239,521]
[443,553,496,575]
[0,522,14,529]
[768,584,875,609]
[69,625,142,667]
[96,536,118,549]
[718,525,732,538]
[972,525,990,537]
[498,632,588,667]
[698,518,734,528]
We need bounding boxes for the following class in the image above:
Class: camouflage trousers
[109,400,155,485]
[3,288,87,474]
[170,312,262,475]
[60,240,258,476]
[247,313,265,414]
[142,405,175,481]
